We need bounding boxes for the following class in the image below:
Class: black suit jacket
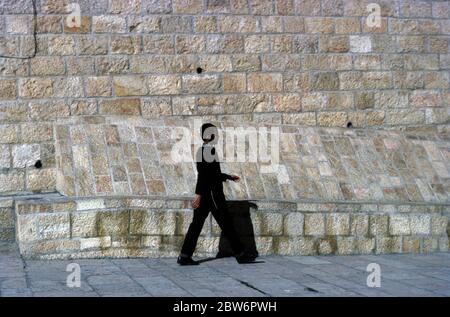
[195,144,232,195]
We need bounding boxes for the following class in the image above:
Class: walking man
[177,123,256,265]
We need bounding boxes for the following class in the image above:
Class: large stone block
[147,75,181,95]
[0,80,17,99]
[80,236,112,250]
[19,78,53,98]
[12,144,40,168]
[26,168,56,192]
[376,237,402,254]
[389,214,411,235]
[182,75,222,94]
[284,212,304,236]
[304,214,325,236]
[370,214,389,236]
[254,212,283,236]
[97,210,129,236]
[326,213,350,235]
[99,99,141,115]
[248,73,282,92]
[113,76,148,96]
[410,214,431,235]
[130,210,176,235]
[38,213,70,240]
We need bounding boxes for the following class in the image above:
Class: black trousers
[180,189,244,257]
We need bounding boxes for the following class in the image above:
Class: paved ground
[1,242,449,297]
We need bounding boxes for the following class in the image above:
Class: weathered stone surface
[99,99,141,115]
[114,76,148,96]
[85,77,111,97]
[326,213,350,235]
[182,75,222,94]
[284,213,304,236]
[248,73,282,92]
[19,78,53,98]
[147,75,181,95]
[304,214,325,236]
[27,169,56,192]
[12,144,40,168]
[0,80,16,99]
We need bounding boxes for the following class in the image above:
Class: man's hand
[230,175,240,182]
[192,194,201,209]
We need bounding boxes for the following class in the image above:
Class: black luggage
[216,200,258,259]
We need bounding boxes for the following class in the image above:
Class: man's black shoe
[235,252,257,264]
[177,256,199,266]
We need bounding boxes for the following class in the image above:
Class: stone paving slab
[1,242,449,297]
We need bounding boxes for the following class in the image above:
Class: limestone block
[77,35,109,55]
[326,213,350,236]
[143,35,174,54]
[351,214,369,236]
[274,237,316,256]
[111,35,141,55]
[147,75,181,95]
[92,15,126,33]
[376,237,402,254]
[370,214,389,236]
[175,35,205,54]
[354,237,375,254]
[431,215,448,235]
[402,236,421,253]
[335,18,360,34]
[194,16,217,32]
[389,214,411,235]
[113,76,148,96]
[410,214,431,235]
[26,168,56,192]
[172,0,203,14]
[16,214,38,242]
[97,210,129,236]
[304,17,334,34]
[0,80,17,99]
[304,214,325,236]
[248,73,282,92]
[76,199,105,211]
[80,236,112,250]
[19,78,53,98]
[422,237,439,253]
[130,210,176,235]
[99,99,141,115]
[38,213,70,240]
[349,36,372,53]
[85,77,111,97]
[284,212,304,236]
[182,74,222,94]
[12,144,40,168]
[47,35,75,55]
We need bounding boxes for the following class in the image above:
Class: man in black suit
[177,123,256,265]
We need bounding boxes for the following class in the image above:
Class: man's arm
[221,173,233,182]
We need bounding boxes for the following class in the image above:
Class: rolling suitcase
[216,200,258,259]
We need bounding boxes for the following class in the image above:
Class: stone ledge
[11,193,450,259]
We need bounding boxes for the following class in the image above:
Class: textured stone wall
[1,0,450,196]
[54,117,450,203]
[0,198,14,241]
[14,195,450,259]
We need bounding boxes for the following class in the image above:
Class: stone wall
[0,197,14,241]
[14,195,450,259]
[54,116,450,203]
[1,0,450,196]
